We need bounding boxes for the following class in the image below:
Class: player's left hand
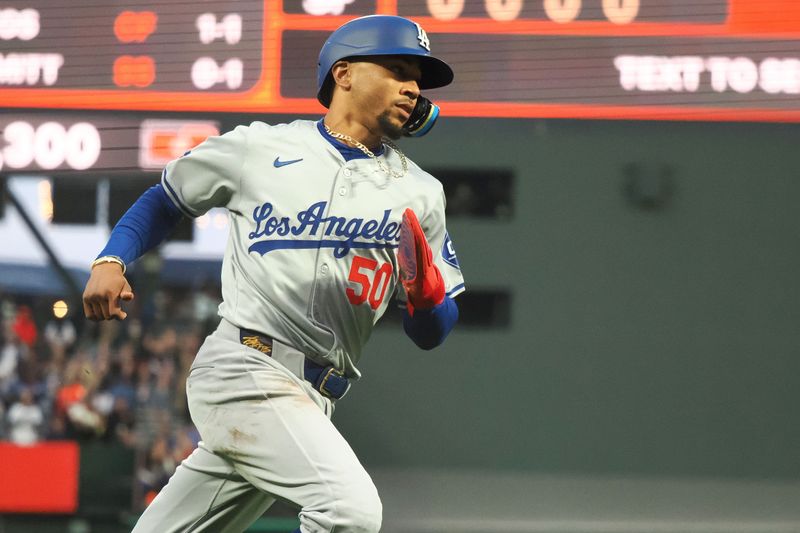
[398,208,445,315]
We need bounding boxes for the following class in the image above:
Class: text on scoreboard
[1,1,800,121]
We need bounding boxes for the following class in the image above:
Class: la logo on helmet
[415,22,430,51]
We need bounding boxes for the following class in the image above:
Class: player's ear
[331,60,353,92]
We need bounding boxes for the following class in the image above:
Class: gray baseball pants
[131,319,382,533]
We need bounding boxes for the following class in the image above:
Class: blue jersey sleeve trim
[97,184,184,266]
[447,283,466,298]
[161,169,198,218]
[403,297,458,350]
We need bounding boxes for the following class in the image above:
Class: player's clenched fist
[398,208,445,314]
[82,262,135,321]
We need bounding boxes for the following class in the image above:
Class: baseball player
[83,15,465,533]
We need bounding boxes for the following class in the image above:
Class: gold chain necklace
[324,124,408,179]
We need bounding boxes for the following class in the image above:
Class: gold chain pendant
[324,124,408,179]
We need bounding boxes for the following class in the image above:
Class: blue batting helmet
[316,15,454,108]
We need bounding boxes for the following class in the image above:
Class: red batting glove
[398,208,445,316]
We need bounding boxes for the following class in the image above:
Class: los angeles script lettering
[249,201,400,244]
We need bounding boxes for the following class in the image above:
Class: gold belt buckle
[318,367,344,398]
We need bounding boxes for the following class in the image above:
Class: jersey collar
[316,119,385,162]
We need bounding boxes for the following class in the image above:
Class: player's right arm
[82,183,182,321]
[83,125,248,321]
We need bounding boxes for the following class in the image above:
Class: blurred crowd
[0,284,222,507]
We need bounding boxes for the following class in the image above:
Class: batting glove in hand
[398,208,445,315]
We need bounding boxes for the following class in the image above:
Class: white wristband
[91,255,126,275]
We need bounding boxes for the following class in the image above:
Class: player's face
[349,56,422,139]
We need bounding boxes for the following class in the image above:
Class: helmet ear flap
[403,97,439,137]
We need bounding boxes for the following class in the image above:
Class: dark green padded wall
[330,118,800,479]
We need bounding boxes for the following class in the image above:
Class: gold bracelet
[91,255,126,275]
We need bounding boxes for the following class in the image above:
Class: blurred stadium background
[2,1,800,532]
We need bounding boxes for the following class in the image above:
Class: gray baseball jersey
[161,119,465,378]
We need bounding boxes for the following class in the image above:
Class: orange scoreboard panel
[1,0,800,121]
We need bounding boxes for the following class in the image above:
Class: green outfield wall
[328,118,800,479]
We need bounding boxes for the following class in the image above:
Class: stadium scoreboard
[1,0,800,122]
